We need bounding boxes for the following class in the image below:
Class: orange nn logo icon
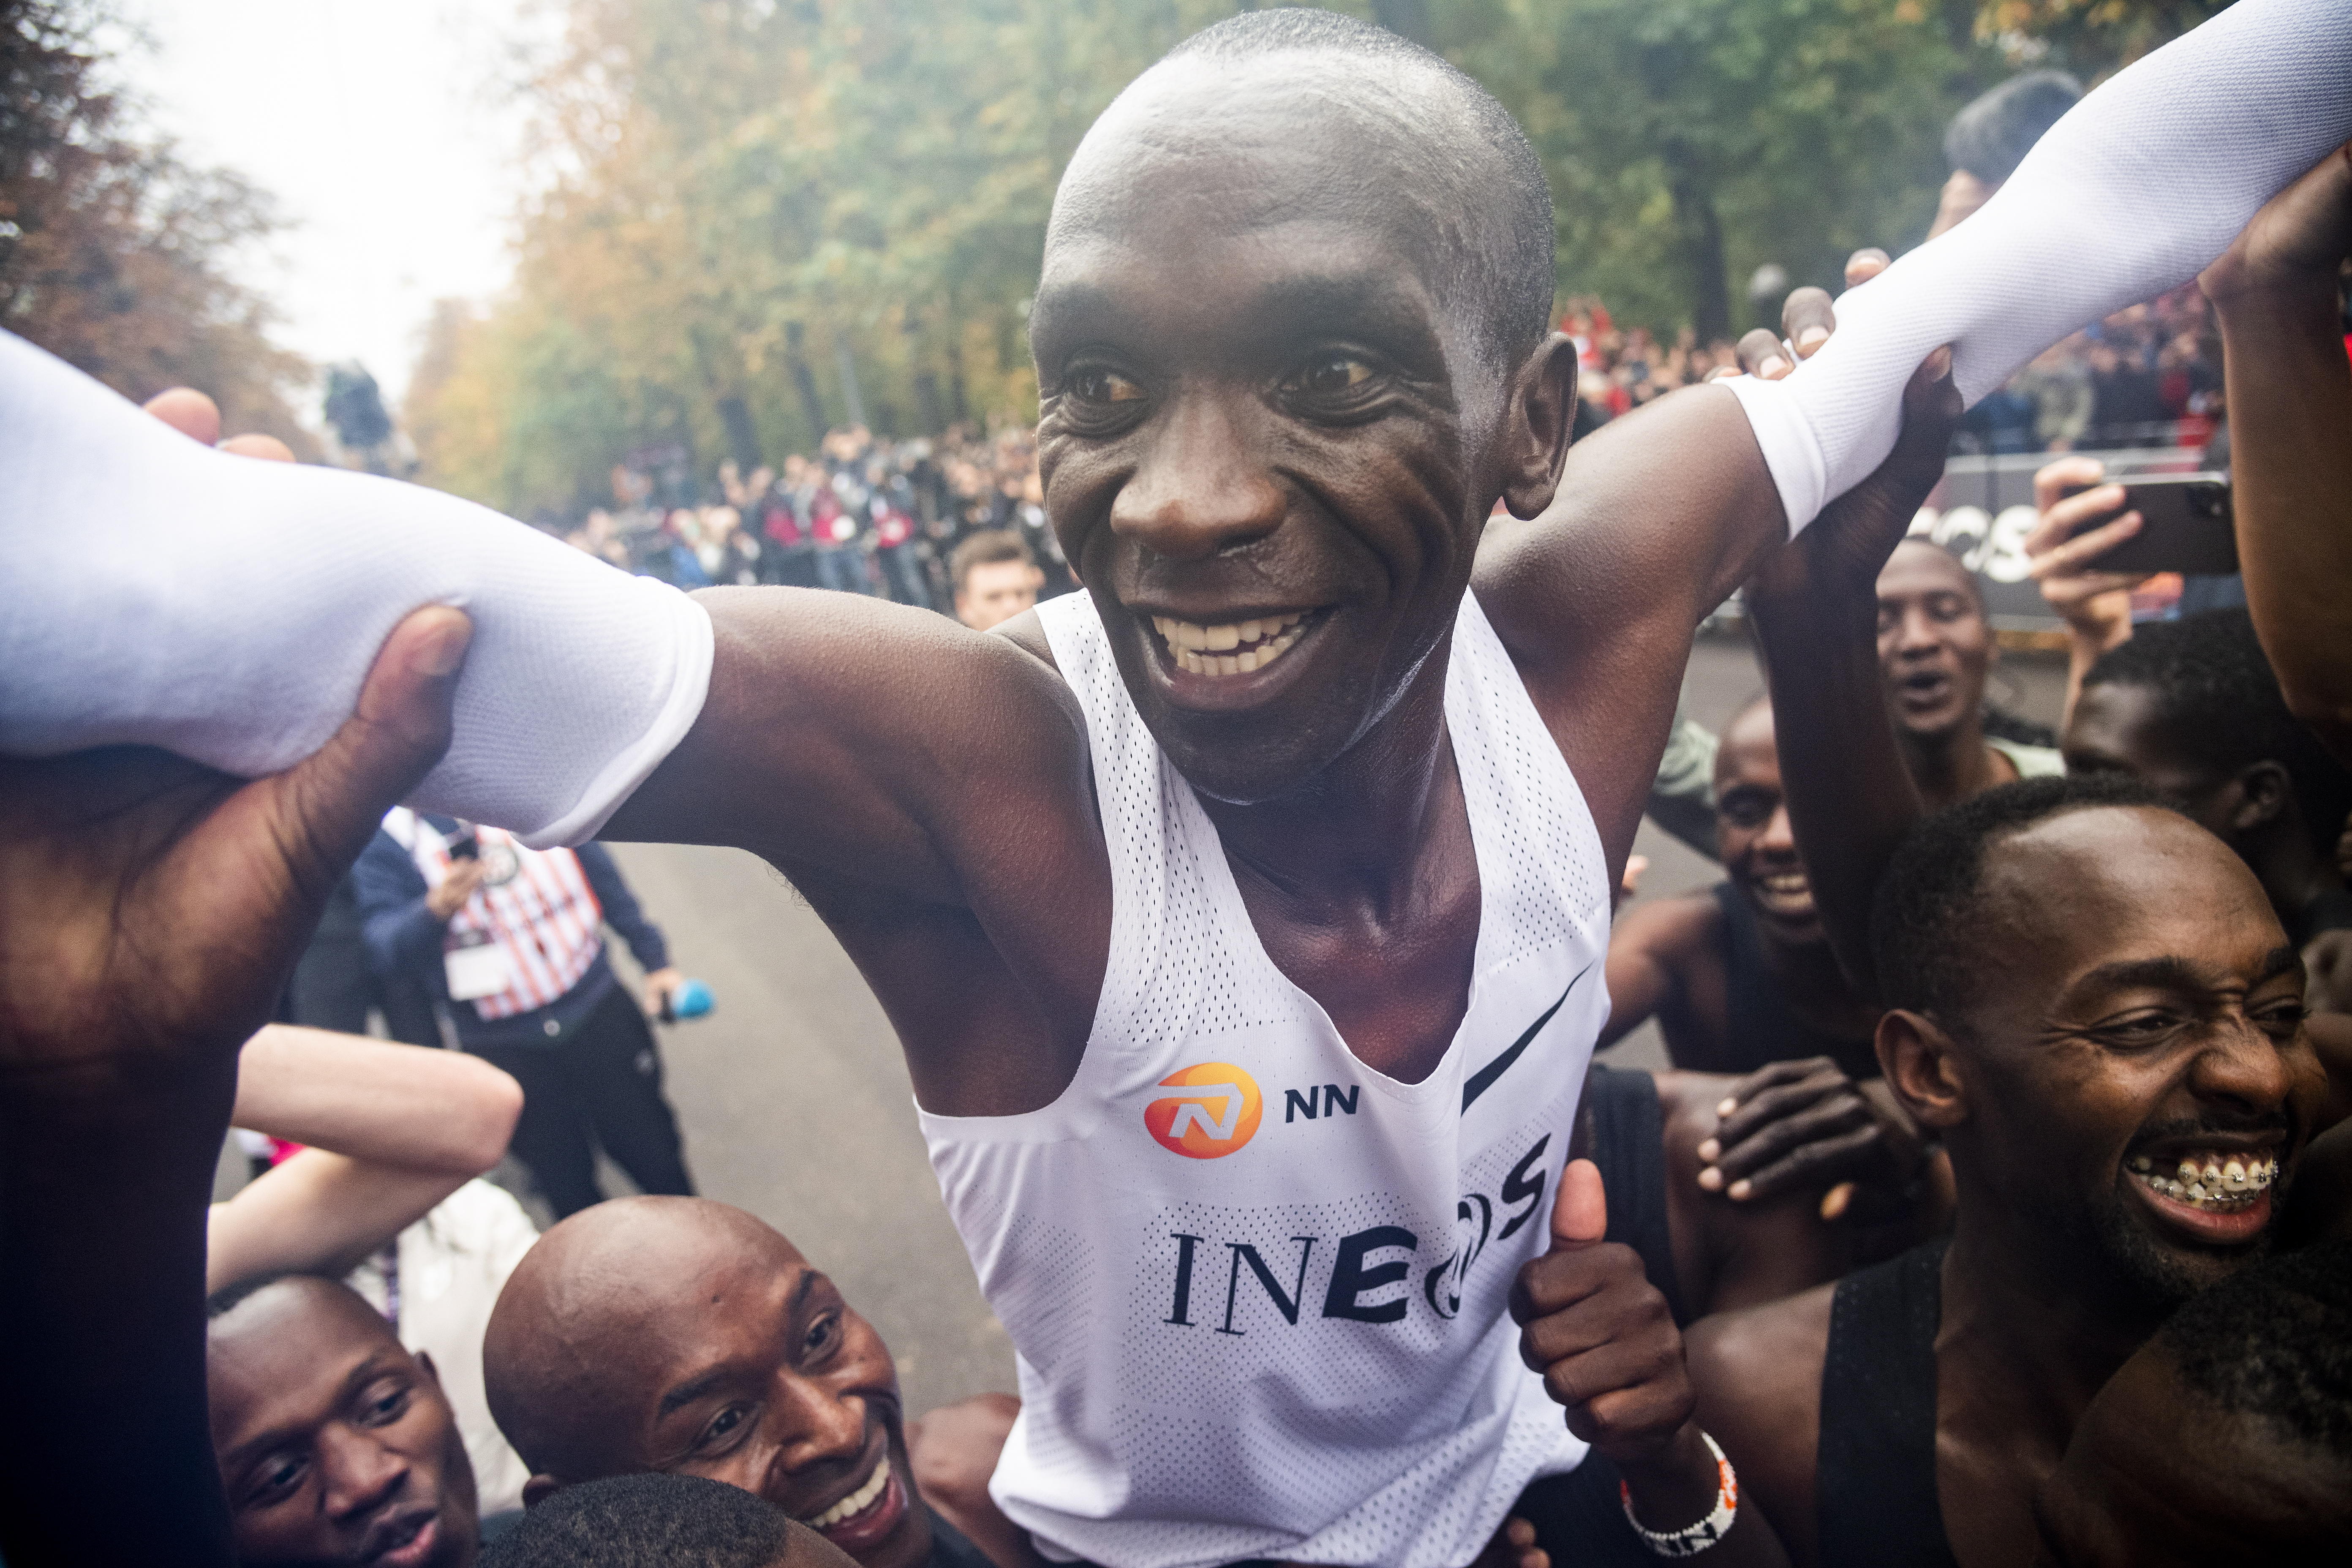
[1144,1062,1263,1159]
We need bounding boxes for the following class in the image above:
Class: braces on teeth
[2127,1153,2277,1207]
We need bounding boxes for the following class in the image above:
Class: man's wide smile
[1138,606,1337,709]
[2123,1143,2281,1246]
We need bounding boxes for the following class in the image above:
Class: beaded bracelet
[1617,1430,1738,1559]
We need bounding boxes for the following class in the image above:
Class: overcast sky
[120,0,540,410]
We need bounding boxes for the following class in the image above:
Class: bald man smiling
[483,1198,1001,1568]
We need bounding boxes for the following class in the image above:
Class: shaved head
[486,1197,805,1479]
[1049,8,1554,364]
[485,1198,926,1568]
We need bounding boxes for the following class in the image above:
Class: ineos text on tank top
[919,590,1613,1568]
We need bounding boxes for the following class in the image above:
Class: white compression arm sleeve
[1727,0,2352,533]
[0,333,712,846]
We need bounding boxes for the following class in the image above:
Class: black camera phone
[2063,472,2235,577]
[447,824,480,861]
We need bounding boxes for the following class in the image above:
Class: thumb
[1549,1157,1608,1251]
[261,607,473,898]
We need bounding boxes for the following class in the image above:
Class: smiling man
[481,1198,995,1568]
[1685,777,2329,1568]
[208,1275,482,1568]
[5,5,2344,1565]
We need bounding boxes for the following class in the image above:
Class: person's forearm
[2218,279,2352,764]
[0,1059,237,1564]
[207,1150,468,1296]
[232,1026,521,1173]
[0,332,711,846]
[1726,0,2352,531]
[1747,586,1920,998]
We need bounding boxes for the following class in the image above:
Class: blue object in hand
[659,978,714,1023]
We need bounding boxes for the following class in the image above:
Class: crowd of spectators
[1563,285,2226,457]
[561,425,1071,616]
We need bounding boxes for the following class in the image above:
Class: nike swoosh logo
[1460,960,1592,1113]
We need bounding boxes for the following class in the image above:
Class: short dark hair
[1871,773,2180,1019]
[1944,69,2082,184]
[480,1474,793,1567]
[949,528,1034,595]
[1157,8,1555,360]
[206,1271,348,1321]
[2165,1238,2352,1454]
[2083,609,2352,857]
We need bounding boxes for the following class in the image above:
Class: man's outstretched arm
[2205,141,2352,766]
[1742,359,1961,998]
[0,338,1098,904]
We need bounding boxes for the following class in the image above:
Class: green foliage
[410,0,2216,514]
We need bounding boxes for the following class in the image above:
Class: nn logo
[1144,1063,1263,1159]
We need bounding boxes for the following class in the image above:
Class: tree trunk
[715,393,762,472]
[786,321,828,442]
[1663,145,1731,344]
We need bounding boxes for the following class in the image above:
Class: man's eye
[1287,355,1374,397]
[244,1452,308,1508]
[1067,368,1143,404]
[362,1383,412,1426]
[803,1313,839,1359]
[2093,1012,2180,1047]
[698,1405,751,1453]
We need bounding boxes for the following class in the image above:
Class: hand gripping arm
[1728,0,2352,533]
[0,332,712,845]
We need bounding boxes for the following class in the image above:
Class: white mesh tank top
[918,588,1612,1568]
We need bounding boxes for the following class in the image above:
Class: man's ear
[1499,332,1579,521]
[1876,1009,1970,1131]
[2226,760,2292,836]
[522,1474,567,1509]
[414,1348,443,1391]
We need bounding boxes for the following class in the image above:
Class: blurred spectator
[356,809,699,1220]
[950,529,1045,632]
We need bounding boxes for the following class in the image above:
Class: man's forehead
[1048,57,1464,285]
[1982,808,2280,981]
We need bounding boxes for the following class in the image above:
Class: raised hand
[0,607,471,1087]
[1511,1162,1786,1564]
[0,605,469,1567]
[1511,1160,1691,1465]
[1696,1057,1928,1209]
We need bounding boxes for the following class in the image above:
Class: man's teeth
[1152,612,1310,678]
[806,1457,890,1529]
[2127,1152,2278,1209]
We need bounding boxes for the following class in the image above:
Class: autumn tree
[0,0,316,452]
[409,0,2230,516]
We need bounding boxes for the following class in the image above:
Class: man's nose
[1895,607,1941,652]
[772,1375,868,1472]
[319,1429,408,1522]
[1757,802,1798,855]
[2189,1015,2299,1113]
[1108,389,1285,561]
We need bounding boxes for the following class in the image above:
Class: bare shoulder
[1685,1283,1833,1568]
[1615,893,1726,964]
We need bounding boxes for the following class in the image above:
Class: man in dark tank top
[1684,779,2329,1568]
[1605,699,1938,1214]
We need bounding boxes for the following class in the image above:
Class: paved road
[589,628,2072,1418]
